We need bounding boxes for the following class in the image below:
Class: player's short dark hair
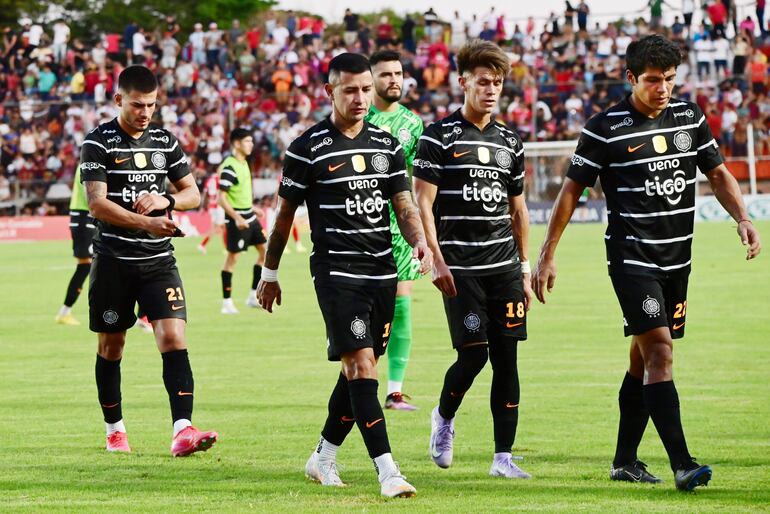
[625,35,682,78]
[369,50,401,67]
[230,127,252,143]
[118,65,158,94]
[456,39,510,78]
[328,53,371,84]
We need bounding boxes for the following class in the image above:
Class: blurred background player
[218,128,266,314]
[197,171,226,254]
[365,50,425,411]
[55,164,95,326]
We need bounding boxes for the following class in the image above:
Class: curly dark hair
[625,35,682,78]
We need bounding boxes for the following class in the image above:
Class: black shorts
[610,273,689,339]
[315,282,396,361]
[70,212,96,259]
[89,254,187,333]
[225,216,266,253]
[443,270,528,348]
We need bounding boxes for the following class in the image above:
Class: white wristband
[261,266,278,282]
[520,260,531,274]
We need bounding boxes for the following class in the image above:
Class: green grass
[1,222,768,512]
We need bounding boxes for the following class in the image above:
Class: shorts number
[166,287,184,302]
[382,323,391,338]
[506,302,525,319]
[673,301,687,319]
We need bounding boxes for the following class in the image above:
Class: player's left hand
[522,273,533,311]
[256,279,281,313]
[738,220,761,260]
[134,193,170,215]
[412,241,433,275]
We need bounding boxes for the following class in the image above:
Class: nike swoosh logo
[431,447,443,458]
[171,304,184,311]
[115,157,131,164]
[505,402,519,408]
[452,150,471,158]
[506,322,524,328]
[625,470,642,481]
[328,162,345,172]
[177,391,193,396]
[673,322,685,330]
[365,418,383,428]
[101,402,120,408]
[340,416,355,423]
[627,143,646,153]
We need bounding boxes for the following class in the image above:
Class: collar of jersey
[111,117,150,142]
[325,116,368,141]
[453,108,499,133]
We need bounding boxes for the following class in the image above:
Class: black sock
[251,264,262,290]
[64,262,90,307]
[162,349,194,423]
[489,340,520,453]
[321,373,356,446]
[221,270,233,299]
[613,372,648,467]
[438,345,488,419]
[348,378,390,458]
[643,380,692,471]
[95,355,122,423]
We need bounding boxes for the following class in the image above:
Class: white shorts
[209,206,225,226]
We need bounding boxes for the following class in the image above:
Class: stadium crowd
[0,1,769,214]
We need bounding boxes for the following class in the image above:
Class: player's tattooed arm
[263,196,300,271]
[84,180,177,237]
[257,197,299,313]
[391,191,426,249]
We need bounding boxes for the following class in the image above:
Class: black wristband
[163,193,175,211]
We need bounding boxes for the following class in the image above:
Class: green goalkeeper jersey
[365,104,423,168]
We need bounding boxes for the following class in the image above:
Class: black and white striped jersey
[567,97,723,275]
[279,117,411,287]
[413,110,526,276]
[80,118,190,262]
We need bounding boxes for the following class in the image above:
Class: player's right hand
[236,216,250,230]
[431,260,457,297]
[256,279,281,313]
[144,216,179,237]
[532,257,557,304]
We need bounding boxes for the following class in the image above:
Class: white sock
[223,298,234,306]
[106,420,126,435]
[387,381,402,396]
[373,452,397,480]
[248,289,256,297]
[494,452,512,462]
[58,305,71,316]
[317,436,339,462]
[173,418,192,436]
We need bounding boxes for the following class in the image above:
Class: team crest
[151,152,166,169]
[652,135,668,154]
[350,317,366,339]
[371,153,389,174]
[453,126,462,135]
[103,310,119,324]
[673,131,692,152]
[398,127,411,145]
[134,153,148,169]
[495,149,512,169]
[642,296,661,317]
[477,147,490,164]
[464,312,481,332]
[352,154,366,173]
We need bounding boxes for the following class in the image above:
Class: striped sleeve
[79,132,108,183]
[279,138,311,204]
[218,165,238,191]
[386,146,410,198]
[166,133,190,182]
[566,116,608,187]
[413,124,444,185]
[507,133,525,197]
[693,105,724,174]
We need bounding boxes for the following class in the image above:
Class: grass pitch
[1,221,768,512]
